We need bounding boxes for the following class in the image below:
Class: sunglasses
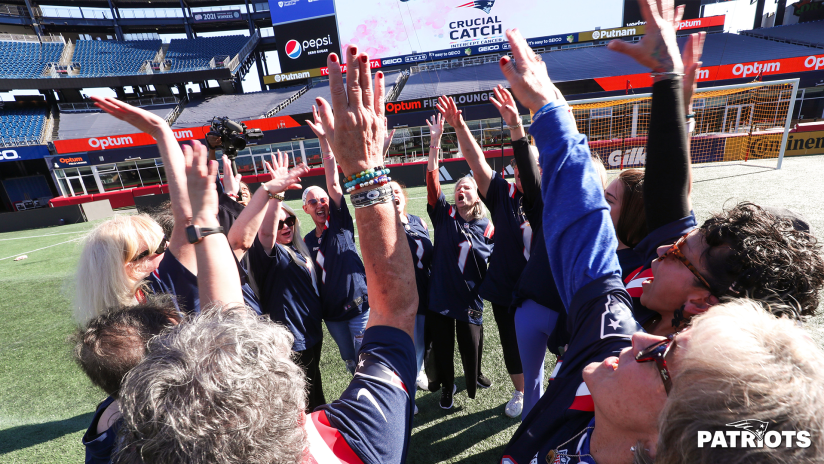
[635,331,679,395]
[306,197,328,207]
[132,236,167,262]
[657,232,714,293]
[278,216,297,230]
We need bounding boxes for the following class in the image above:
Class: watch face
[186,225,200,244]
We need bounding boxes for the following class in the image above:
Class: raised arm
[316,47,418,338]
[226,151,307,258]
[183,142,243,307]
[92,97,196,273]
[490,85,540,205]
[436,96,494,197]
[306,105,344,206]
[607,1,704,231]
[425,114,444,206]
[500,29,621,311]
[256,194,281,255]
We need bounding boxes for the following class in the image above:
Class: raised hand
[682,31,706,112]
[92,96,169,140]
[221,155,242,196]
[499,29,564,113]
[435,96,465,129]
[183,140,219,225]
[490,85,521,127]
[315,45,387,177]
[262,150,308,194]
[607,0,685,78]
[426,113,445,143]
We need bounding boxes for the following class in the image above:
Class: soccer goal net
[569,78,800,171]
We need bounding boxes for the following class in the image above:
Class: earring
[630,446,636,452]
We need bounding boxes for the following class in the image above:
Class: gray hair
[115,305,308,464]
[653,299,824,464]
[301,185,327,204]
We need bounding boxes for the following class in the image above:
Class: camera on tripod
[208,116,264,159]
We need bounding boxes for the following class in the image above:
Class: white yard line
[0,231,86,241]
[0,237,83,261]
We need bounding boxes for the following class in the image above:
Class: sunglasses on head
[657,232,714,294]
[635,331,680,395]
[278,216,297,230]
[132,236,168,262]
[306,197,328,207]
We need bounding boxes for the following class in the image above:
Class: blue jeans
[414,314,426,374]
[514,299,559,420]
[326,309,370,374]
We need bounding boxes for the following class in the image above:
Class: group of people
[69,0,824,463]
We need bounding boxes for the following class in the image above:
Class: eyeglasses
[278,216,297,230]
[132,236,167,262]
[657,232,713,293]
[306,197,328,207]
[635,332,679,395]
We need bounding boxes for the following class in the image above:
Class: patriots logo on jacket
[456,0,495,14]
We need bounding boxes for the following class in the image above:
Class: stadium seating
[0,41,64,79]
[741,20,824,48]
[165,35,250,72]
[56,105,175,140]
[0,106,48,145]
[172,86,304,128]
[71,40,161,77]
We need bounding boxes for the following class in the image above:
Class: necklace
[546,426,594,463]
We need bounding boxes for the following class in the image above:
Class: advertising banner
[51,154,90,168]
[578,25,645,42]
[785,130,824,156]
[268,0,335,25]
[264,67,323,84]
[0,144,50,163]
[334,0,622,60]
[623,0,701,27]
[192,10,242,23]
[274,15,341,74]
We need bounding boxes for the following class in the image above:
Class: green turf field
[2,155,824,463]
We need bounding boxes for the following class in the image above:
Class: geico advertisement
[333,0,622,59]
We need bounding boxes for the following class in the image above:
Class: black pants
[295,340,326,412]
[491,302,524,376]
[427,311,484,399]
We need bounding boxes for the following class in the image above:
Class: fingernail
[330,53,338,63]
[500,56,509,65]
[377,71,383,78]
[360,55,368,63]
[315,97,322,105]
[350,46,358,56]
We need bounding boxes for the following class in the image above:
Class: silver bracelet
[505,122,523,130]
[351,183,394,209]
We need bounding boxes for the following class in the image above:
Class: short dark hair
[143,201,174,238]
[699,202,824,316]
[615,169,648,249]
[73,295,181,398]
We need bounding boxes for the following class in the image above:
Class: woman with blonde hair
[425,113,494,410]
[242,151,324,410]
[73,215,167,327]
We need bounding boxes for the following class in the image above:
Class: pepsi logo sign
[285,40,302,59]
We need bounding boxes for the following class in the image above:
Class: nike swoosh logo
[357,388,387,422]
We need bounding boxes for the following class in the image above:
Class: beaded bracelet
[351,183,394,209]
[346,175,391,194]
[344,167,390,190]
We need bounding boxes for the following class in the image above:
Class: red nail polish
[350,47,358,55]
[360,55,368,63]
[377,71,383,78]
[330,54,338,63]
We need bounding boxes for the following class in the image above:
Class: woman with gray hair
[116,45,420,464]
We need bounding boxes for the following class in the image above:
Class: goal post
[567,78,800,171]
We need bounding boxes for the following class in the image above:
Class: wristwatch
[261,183,285,201]
[185,224,224,244]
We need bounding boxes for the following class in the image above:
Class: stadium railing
[57,97,179,113]
[226,31,260,74]
[0,32,63,43]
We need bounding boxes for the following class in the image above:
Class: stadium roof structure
[740,20,824,48]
